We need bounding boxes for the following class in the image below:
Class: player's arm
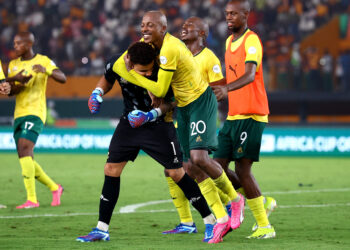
[0,62,10,95]
[51,69,66,83]
[212,35,261,101]
[32,56,66,83]
[129,68,173,98]
[210,78,226,86]
[88,57,118,114]
[211,63,256,101]
[6,69,33,96]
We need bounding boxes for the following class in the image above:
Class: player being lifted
[117,11,244,244]
[76,42,215,243]
[211,0,276,239]
[1,32,66,209]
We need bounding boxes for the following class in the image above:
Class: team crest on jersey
[212,64,221,73]
[237,147,243,153]
[160,56,167,65]
[196,135,202,142]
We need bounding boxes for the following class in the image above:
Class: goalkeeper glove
[128,108,162,128]
[88,88,103,114]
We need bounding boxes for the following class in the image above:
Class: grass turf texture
[0,153,349,249]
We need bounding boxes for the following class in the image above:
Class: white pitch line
[1,188,349,219]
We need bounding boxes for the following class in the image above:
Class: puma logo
[229,64,238,78]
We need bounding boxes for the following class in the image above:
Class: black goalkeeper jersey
[104,55,172,118]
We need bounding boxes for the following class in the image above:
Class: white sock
[97,221,109,232]
[203,213,216,225]
[217,214,229,224]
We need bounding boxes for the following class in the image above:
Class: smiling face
[225,1,249,33]
[141,12,167,48]
[181,17,201,42]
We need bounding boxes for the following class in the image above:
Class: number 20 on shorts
[190,120,206,136]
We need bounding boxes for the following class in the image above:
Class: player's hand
[88,89,103,114]
[0,82,11,95]
[148,90,163,107]
[32,64,46,74]
[128,110,153,128]
[13,69,32,84]
[211,85,228,101]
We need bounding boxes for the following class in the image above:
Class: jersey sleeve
[159,45,178,72]
[43,56,59,75]
[244,34,262,71]
[104,56,120,84]
[207,51,224,82]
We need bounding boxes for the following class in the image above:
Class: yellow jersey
[0,60,5,81]
[194,47,223,83]
[115,33,209,107]
[8,54,58,123]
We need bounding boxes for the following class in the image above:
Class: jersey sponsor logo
[159,56,167,65]
[212,64,221,73]
[229,64,238,78]
[248,46,257,54]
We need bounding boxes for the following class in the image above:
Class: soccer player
[117,11,244,244]
[160,17,231,240]
[211,0,276,239]
[76,42,215,243]
[3,32,66,209]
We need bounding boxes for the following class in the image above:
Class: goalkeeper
[77,42,215,243]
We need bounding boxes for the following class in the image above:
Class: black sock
[176,173,212,218]
[98,175,120,225]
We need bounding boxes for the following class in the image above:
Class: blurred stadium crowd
[0,0,349,92]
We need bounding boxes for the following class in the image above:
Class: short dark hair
[128,42,157,65]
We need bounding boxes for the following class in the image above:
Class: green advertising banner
[1,127,350,156]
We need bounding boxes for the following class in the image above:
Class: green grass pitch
[0,153,349,249]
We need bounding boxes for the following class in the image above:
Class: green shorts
[213,118,265,162]
[177,87,218,160]
[13,115,44,146]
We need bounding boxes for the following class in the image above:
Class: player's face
[13,35,28,57]
[141,14,164,45]
[181,18,200,42]
[225,2,247,32]
[133,61,154,77]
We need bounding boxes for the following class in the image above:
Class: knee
[167,168,185,183]
[104,163,123,177]
[17,143,34,158]
[190,153,207,167]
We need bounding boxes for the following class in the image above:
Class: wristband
[94,87,104,96]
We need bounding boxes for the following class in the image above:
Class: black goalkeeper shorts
[107,116,183,169]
